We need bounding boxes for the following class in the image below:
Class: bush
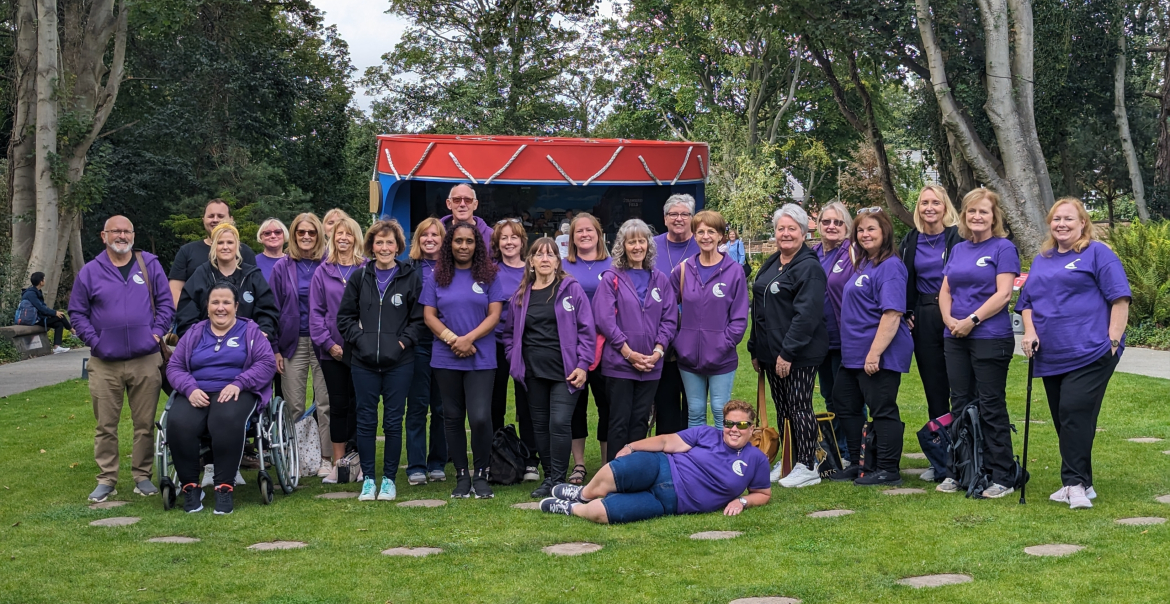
[1124,321,1170,350]
[1107,220,1170,327]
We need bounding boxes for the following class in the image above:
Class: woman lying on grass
[540,400,771,523]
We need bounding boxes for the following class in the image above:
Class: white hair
[611,219,657,270]
[773,203,809,236]
[256,218,288,244]
[662,193,696,217]
[819,200,853,237]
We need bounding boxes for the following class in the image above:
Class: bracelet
[440,329,455,344]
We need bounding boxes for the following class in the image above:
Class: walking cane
[1019,341,1038,504]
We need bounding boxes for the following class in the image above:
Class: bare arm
[1109,298,1130,353]
[865,310,903,375]
[168,280,185,309]
[618,433,691,456]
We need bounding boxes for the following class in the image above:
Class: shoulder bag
[750,372,780,463]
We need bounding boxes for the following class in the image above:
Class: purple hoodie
[69,250,174,361]
[269,255,320,358]
[502,277,597,393]
[309,261,366,361]
[440,214,494,249]
[671,254,748,375]
[592,267,678,381]
[166,318,277,407]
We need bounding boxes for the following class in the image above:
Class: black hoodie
[897,225,963,315]
[747,245,828,368]
[336,262,425,372]
[175,261,279,340]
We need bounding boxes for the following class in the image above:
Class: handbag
[815,412,845,478]
[296,407,323,476]
[749,373,780,463]
[916,412,953,481]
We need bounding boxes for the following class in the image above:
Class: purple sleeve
[1094,245,1132,302]
[748,450,771,490]
[67,271,96,346]
[148,257,175,337]
[592,273,626,350]
[671,263,683,304]
[726,267,750,348]
[655,273,679,349]
[420,275,437,307]
[876,263,908,313]
[489,275,508,303]
[307,271,334,352]
[997,240,1021,275]
[570,281,596,371]
[232,334,277,393]
[166,330,200,398]
[502,292,518,358]
[676,426,703,447]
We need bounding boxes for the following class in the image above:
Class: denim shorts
[601,451,677,524]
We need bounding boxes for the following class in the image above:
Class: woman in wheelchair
[166,283,277,514]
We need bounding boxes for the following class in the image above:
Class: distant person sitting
[21,272,72,353]
[539,400,771,524]
[169,199,258,306]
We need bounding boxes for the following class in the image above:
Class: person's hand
[905,315,915,330]
[723,498,746,516]
[329,344,344,361]
[1022,333,1039,358]
[950,317,974,338]
[864,352,881,376]
[56,310,66,319]
[218,385,241,402]
[153,334,161,343]
[775,356,792,378]
[451,334,476,356]
[751,358,760,373]
[615,444,633,458]
[568,368,587,389]
[189,389,210,408]
[275,353,285,374]
[399,341,405,349]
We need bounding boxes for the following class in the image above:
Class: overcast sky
[312,0,406,114]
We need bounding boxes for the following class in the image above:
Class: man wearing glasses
[652,193,700,435]
[439,184,494,249]
[70,216,175,503]
[169,199,258,307]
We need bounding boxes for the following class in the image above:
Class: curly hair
[723,400,756,423]
[610,219,657,270]
[434,221,497,287]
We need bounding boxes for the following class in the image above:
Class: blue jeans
[351,362,414,480]
[679,369,735,428]
[601,451,678,524]
[405,344,447,475]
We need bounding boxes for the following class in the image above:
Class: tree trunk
[28,0,62,297]
[8,0,38,265]
[1153,22,1170,196]
[1115,28,1150,221]
[1006,0,1056,212]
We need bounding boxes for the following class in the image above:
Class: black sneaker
[213,484,234,515]
[540,497,574,516]
[472,468,493,499]
[829,465,860,482]
[450,469,472,499]
[530,479,554,499]
[551,483,587,503]
[182,484,204,513]
[853,469,903,486]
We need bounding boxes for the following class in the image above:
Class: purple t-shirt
[823,244,857,351]
[696,260,720,283]
[495,263,526,335]
[189,320,249,393]
[562,257,613,299]
[375,265,398,297]
[421,268,508,370]
[668,426,771,514]
[255,253,283,282]
[840,257,914,373]
[654,233,699,275]
[943,237,1020,339]
[296,259,319,336]
[914,232,947,294]
[815,243,850,349]
[416,259,436,286]
[1015,241,1131,377]
[629,268,651,303]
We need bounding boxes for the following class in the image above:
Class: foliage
[706,143,787,239]
[1124,321,1170,350]
[1107,220,1170,327]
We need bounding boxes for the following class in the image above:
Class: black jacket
[175,261,279,339]
[20,287,56,320]
[747,245,828,368]
[897,225,963,314]
[336,262,425,372]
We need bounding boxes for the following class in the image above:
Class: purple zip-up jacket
[592,267,678,381]
[69,250,174,361]
[308,261,366,361]
[269,255,319,358]
[671,254,748,375]
[440,215,494,249]
[502,277,596,394]
[166,318,276,407]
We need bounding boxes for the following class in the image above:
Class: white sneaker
[769,460,784,483]
[234,470,245,486]
[1067,484,1092,509]
[920,467,936,482]
[52,346,70,354]
[317,458,332,478]
[936,478,960,493]
[321,462,339,485]
[981,483,1014,498]
[1050,485,1097,503]
[779,463,821,488]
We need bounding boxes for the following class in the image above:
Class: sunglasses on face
[820,219,845,227]
[723,420,753,430]
[260,230,283,238]
[296,229,317,237]
[449,196,475,206]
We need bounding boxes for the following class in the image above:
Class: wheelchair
[154,392,300,509]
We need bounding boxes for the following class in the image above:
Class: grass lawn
[1,341,1168,604]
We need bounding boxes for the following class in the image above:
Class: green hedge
[1107,220,1170,327]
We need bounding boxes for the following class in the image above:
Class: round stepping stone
[315,491,358,499]
[1158,495,1170,505]
[88,500,129,510]
[896,574,973,588]
[690,531,742,540]
[807,509,854,518]
[1162,451,1170,455]
[248,540,307,551]
[1115,517,1166,526]
[901,467,927,476]
[381,547,442,557]
[1024,544,1083,557]
[512,502,541,510]
[883,488,926,496]
[146,536,200,544]
[89,516,139,527]
[1128,437,1164,443]
[397,499,447,508]
[903,452,926,459]
[542,542,603,556]
[728,598,801,604]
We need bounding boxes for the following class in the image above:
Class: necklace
[666,236,697,269]
[922,231,944,249]
[377,270,394,288]
[338,264,355,284]
[297,259,318,277]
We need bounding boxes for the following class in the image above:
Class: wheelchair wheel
[160,478,177,511]
[270,398,300,494]
[258,471,274,505]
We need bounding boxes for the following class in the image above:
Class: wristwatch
[738,497,748,508]
[967,313,981,325]
[1110,339,1120,348]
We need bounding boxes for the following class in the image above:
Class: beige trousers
[284,337,331,456]
[89,352,163,485]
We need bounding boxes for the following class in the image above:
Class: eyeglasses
[295,229,318,237]
[723,420,753,430]
[449,196,476,206]
[666,212,692,220]
[820,219,845,227]
[103,230,134,236]
[260,230,284,238]
[857,207,883,214]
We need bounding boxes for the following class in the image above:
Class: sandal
[568,464,587,485]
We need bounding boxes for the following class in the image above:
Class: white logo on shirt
[1065,258,1081,270]
[597,274,603,281]
[975,256,992,267]
[712,283,726,298]
[391,293,403,307]
[226,337,240,348]
[562,296,575,312]
[242,291,254,303]
[132,274,145,285]
[651,287,662,302]
[732,460,747,477]
[832,259,845,274]
[854,274,870,287]
[769,282,780,294]
[472,282,485,295]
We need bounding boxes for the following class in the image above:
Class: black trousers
[765,366,820,467]
[320,358,356,446]
[571,371,610,442]
[1043,351,1120,488]
[435,368,495,472]
[492,342,538,465]
[526,377,576,483]
[912,299,951,420]
[654,360,686,435]
[167,391,257,487]
[835,368,903,471]
[816,349,850,460]
[945,337,1015,485]
[606,378,658,462]
[43,315,71,346]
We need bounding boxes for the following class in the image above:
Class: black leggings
[320,358,357,445]
[491,342,538,464]
[654,360,686,435]
[571,371,610,441]
[835,368,904,471]
[526,377,576,483]
[167,391,257,487]
[764,366,820,467]
[435,368,495,472]
[44,314,71,347]
[605,378,658,462]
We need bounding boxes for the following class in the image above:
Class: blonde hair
[691,210,728,244]
[566,212,609,262]
[327,216,365,265]
[1041,197,1094,256]
[409,217,447,260]
[288,213,326,261]
[914,184,959,232]
[957,188,1008,240]
[322,208,350,235]
[208,223,243,270]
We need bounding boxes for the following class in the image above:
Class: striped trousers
[764,366,819,468]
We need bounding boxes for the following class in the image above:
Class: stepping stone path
[896,574,973,588]
[89,516,139,527]
[512,502,542,510]
[1115,517,1166,526]
[1158,495,1170,505]
[397,499,446,508]
[1128,437,1164,443]
[381,547,442,557]
[690,531,742,540]
[903,453,926,460]
[316,492,358,499]
[807,509,854,518]
[542,542,603,556]
[883,488,926,496]
[248,541,307,551]
[901,468,927,476]
[1163,451,1170,455]
[1024,544,1083,557]
[146,536,200,544]
[728,598,801,604]
[88,501,129,510]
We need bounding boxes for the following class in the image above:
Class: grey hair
[772,203,810,236]
[448,183,477,200]
[819,200,854,237]
[662,193,696,217]
[256,218,288,244]
[610,219,658,270]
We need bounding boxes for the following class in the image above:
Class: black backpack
[947,404,992,498]
[488,425,531,485]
